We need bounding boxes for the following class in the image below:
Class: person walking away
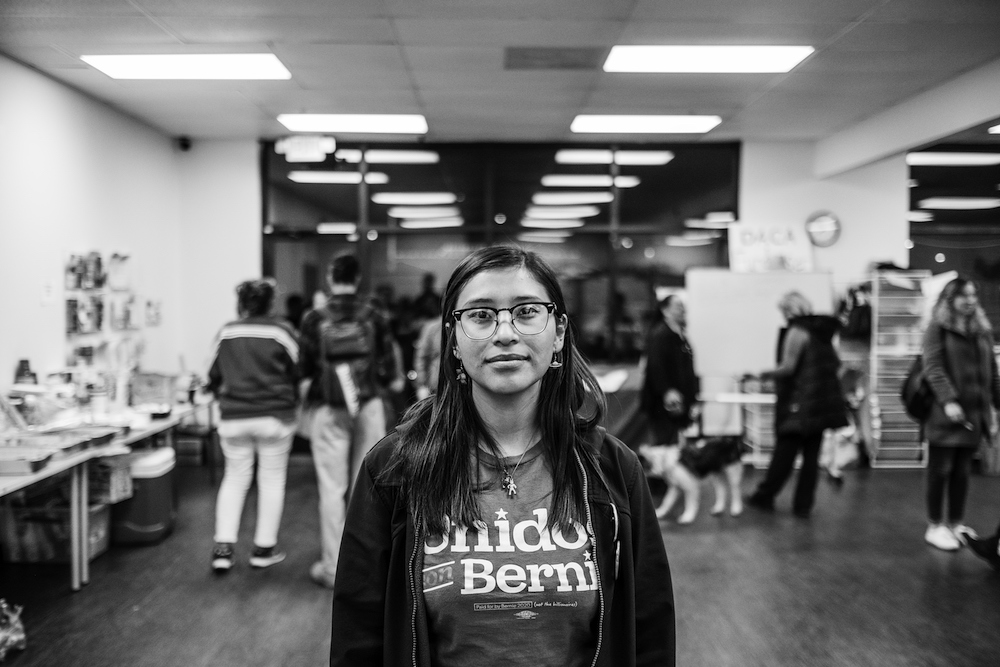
[920,277,1000,551]
[641,294,699,448]
[329,246,676,667]
[299,253,399,588]
[747,291,848,518]
[206,278,300,572]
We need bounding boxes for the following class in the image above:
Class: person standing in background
[412,271,442,321]
[413,317,442,400]
[747,291,848,518]
[919,277,1000,551]
[299,254,400,588]
[641,294,699,448]
[206,279,300,572]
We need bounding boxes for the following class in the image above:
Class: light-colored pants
[214,416,295,548]
[309,397,386,578]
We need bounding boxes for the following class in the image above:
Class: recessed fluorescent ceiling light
[289,171,388,184]
[665,236,714,247]
[518,232,571,243]
[908,211,934,222]
[683,231,723,241]
[80,53,291,79]
[532,191,614,205]
[553,149,674,165]
[520,219,585,229]
[540,175,640,188]
[918,197,1000,210]
[277,114,428,134]
[372,192,456,205]
[989,124,1000,134]
[705,211,736,223]
[603,45,814,73]
[399,218,463,229]
[334,149,439,164]
[317,223,357,234]
[906,152,1000,166]
[525,205,601,219]
[684,218,731,230]
[572,115,721,134]
[388,206,460,219]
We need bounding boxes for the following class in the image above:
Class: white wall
[176,140,262,375]
[0,55,260,387]
[740,141,909,287]
[0,55,183,381]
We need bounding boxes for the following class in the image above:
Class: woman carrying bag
[921,277,1000,551]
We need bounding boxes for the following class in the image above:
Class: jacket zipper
[409,515,422,667]
[576,450,606,667]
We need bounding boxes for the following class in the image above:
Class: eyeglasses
[453,302,556,340]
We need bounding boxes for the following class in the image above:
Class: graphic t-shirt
[422,444,599,667]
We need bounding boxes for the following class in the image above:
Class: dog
[638,437,745,524]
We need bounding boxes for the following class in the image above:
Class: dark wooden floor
[2,456,999,666]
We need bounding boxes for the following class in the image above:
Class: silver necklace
[498,446,531,498]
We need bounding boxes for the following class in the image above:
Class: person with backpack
[919,277,1000,551]
[299,253,403,588]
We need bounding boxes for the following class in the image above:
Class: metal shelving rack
[869,270,931,468]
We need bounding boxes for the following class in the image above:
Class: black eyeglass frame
[452,302,557,340]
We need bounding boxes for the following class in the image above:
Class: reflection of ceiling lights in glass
[334,149,439,164]
[518,232,571,244]
[388,206,461,219]
[520,219,585,229]
[372,192,456,205]
[317,223,357,234]
[277,114,428,134]
[907,211,934,222]
[906,152,1000,166]
[604,45,814,73]
[541,175,640,188]
[289,171,388,184]
[554,150,674,165]
[571,115,721,134]
[525,205,601,219]
[81,53,291,79]
[918,197,1000,210]
[532,191,614,205]
[399,218,464,229]
[683,231,723,241]
[685,211,736,229]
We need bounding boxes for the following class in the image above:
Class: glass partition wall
[262,141,740,362]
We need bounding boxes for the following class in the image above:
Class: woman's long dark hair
[385,246,605,535]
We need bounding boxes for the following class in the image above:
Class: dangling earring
[456,363,468,384]
[549,351,563,369]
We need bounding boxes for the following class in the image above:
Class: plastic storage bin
[110,447,176,545]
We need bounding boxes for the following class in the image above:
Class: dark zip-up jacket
[329,428,675,667]
[772,315,848,436]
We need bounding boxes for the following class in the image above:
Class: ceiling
[3,0,1000,146]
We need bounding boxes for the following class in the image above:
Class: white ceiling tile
[385,0,634,21]
[617,20,845,44]
[131,0,382,19]
[871,0,1000,22]
[631,0,881,23]
[0,16,175,45]
[0,1,144,17]
[394,18,621,47]
[158,17,397,44]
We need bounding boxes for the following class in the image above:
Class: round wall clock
[805,211,841,247]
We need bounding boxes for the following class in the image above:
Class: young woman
[920,277,1000,551]
[329,246,675,667]
[206,278,300,571]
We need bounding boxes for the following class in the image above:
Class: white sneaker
[925,524,961,551]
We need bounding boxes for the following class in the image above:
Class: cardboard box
[0,503,110,563]
[89,455,134,504]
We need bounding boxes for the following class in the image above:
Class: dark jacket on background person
[206,315,300,421]
[641,321,699,431]
[922,320,1000,448]
[329,428,676,667]
[772,315,847,436]
[299,293,396,407]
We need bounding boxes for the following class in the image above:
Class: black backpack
[318,307,377,413]
[900,355,934,422]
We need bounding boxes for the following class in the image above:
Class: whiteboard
[685,269,835,434]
